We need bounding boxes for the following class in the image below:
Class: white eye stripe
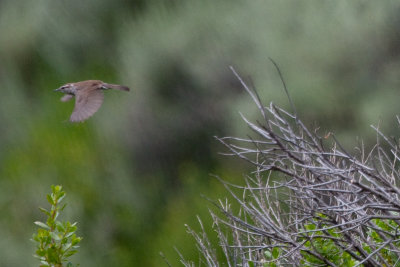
[61,84,74,88]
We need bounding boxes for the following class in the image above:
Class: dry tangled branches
[179,67,400,267]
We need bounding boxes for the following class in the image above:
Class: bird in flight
[54,80,130,122]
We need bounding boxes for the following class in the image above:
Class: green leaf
[264,250,272,259]
[60,203,67,211]
[58,192,66,202]
[65,232,74,238]
[272,247,279,259]
[39,207,50,216]
[46,194,54,205]
[53,185,62,194]
[54,211,60,221]
[46,217,55,227]
[63,242,72,251]
[56,221,65,232]
[32,233,40,242]
[34,221,50,230]
[305,224,316,231]
[50,232,61,241]
[64,250,78,257]
[47,247,59,263]
[36,249,46,257]
[71,236,82,245]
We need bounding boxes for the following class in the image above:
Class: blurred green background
[1,0,400,266]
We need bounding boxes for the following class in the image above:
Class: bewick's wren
[54,80,130,122]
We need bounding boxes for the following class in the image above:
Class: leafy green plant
[258,217,400,267]
[32,185,82,267]
[299,220,358,267]
[262,247,280,267]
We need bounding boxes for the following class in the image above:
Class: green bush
[32,185,82,267]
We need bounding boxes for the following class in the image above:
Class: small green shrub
[32,185,82,267]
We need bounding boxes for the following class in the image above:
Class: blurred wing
[61,94,74,102]
[70,90,104,122]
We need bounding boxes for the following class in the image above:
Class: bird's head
[54,83,77,94]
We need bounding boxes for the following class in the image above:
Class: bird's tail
[102,83,130,91]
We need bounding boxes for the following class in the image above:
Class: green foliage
[259,216,400,266]
[262,247,280,267]
[365,219,400,266]
[299,221,357,267]
[32,185,82,267]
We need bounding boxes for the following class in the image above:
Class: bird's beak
[54,88,61,92]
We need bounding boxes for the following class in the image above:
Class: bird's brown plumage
[55,80,130,122]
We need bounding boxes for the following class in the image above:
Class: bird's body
[54,80,130,122]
